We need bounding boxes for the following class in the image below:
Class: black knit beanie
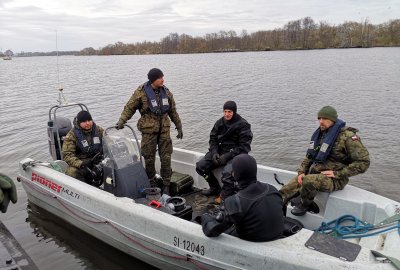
[223,100,237,114]
[76,110,92,124]
[147,68,164,83]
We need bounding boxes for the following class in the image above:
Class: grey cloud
[1,0,399,52]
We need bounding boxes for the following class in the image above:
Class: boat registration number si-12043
[173,236,205,256]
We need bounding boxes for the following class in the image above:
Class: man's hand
[81,159,93,169]
[217,153,231,166]
[212,153,220,166]
[297,173,305,186]
[116,119,125,130]
[176,126,183,139]
[0,173,18,213]
[321,170,335,178]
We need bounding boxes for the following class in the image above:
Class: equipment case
[170,172,194,196]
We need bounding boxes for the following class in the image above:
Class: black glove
[116,119,125,130]
[212,153,220,166]
[218,152,233,166]
[81,159,93,169]
[176,126,183,139]
[0,173,18,213]
[201,213,228,237]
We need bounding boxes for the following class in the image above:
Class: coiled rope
[315,214,400,239]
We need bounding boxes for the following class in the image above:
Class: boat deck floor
[135,187,220,222]
[180,188,221,220]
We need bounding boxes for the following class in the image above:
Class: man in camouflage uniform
[116,68,182,195]
[62,111,104,184]
[280,106,370,216]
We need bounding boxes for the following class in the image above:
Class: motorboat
[17,102,400,270]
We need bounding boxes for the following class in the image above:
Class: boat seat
[48,117,72,160]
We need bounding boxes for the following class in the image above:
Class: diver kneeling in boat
[280,106,370,216]
[201,154,284,242]
[62,110,104,186]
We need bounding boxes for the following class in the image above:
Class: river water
[0,48,399,269]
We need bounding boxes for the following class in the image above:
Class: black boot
[163,185,170,196]
[291,202,311,216]
[201,174,221,196]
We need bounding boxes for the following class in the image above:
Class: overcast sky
[0,0,398,52]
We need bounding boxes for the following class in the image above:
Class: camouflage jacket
[118,84,182,134]
[298,127,370,187]
[62,120,104,168]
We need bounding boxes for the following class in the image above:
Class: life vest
[307,119,346,162]
[73,123,102,157]
[143,82,170,115]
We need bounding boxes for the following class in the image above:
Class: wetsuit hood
[232,154,257,190]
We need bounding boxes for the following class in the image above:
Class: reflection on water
[26,203,156,270]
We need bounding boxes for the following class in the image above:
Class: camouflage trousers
[279,174,339,206]
[141,131,173,186]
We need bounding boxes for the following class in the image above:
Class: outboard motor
[47,116,72,160]
[102,126,150,199]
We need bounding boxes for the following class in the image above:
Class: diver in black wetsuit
[201,154,284,242]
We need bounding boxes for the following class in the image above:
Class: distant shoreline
[9,45,400,58]
[4,17,399,58]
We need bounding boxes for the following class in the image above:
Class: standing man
[116,68,182,195]
[196,101,253,201]
[280,106,370,216]
[62,110,104,185]
[201,154,284,242]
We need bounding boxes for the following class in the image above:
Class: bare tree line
[79,17,400,55]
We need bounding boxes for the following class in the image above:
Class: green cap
[318,106,338,122]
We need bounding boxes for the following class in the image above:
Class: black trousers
[195,151,235,199]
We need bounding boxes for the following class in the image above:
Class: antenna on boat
[55,30,68,105]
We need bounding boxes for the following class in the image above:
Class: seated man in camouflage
[280,106,370,216]
[62,111,104,185]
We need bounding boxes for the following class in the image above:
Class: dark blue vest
[73,123,102,157]
[144,82,170,115]
[307,119,346,163]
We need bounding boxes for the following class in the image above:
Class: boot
[291,202,311,216]
[163,185,170,196]
[201,174,221,196]
[201,186,221,196]
[149,177,157,188]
